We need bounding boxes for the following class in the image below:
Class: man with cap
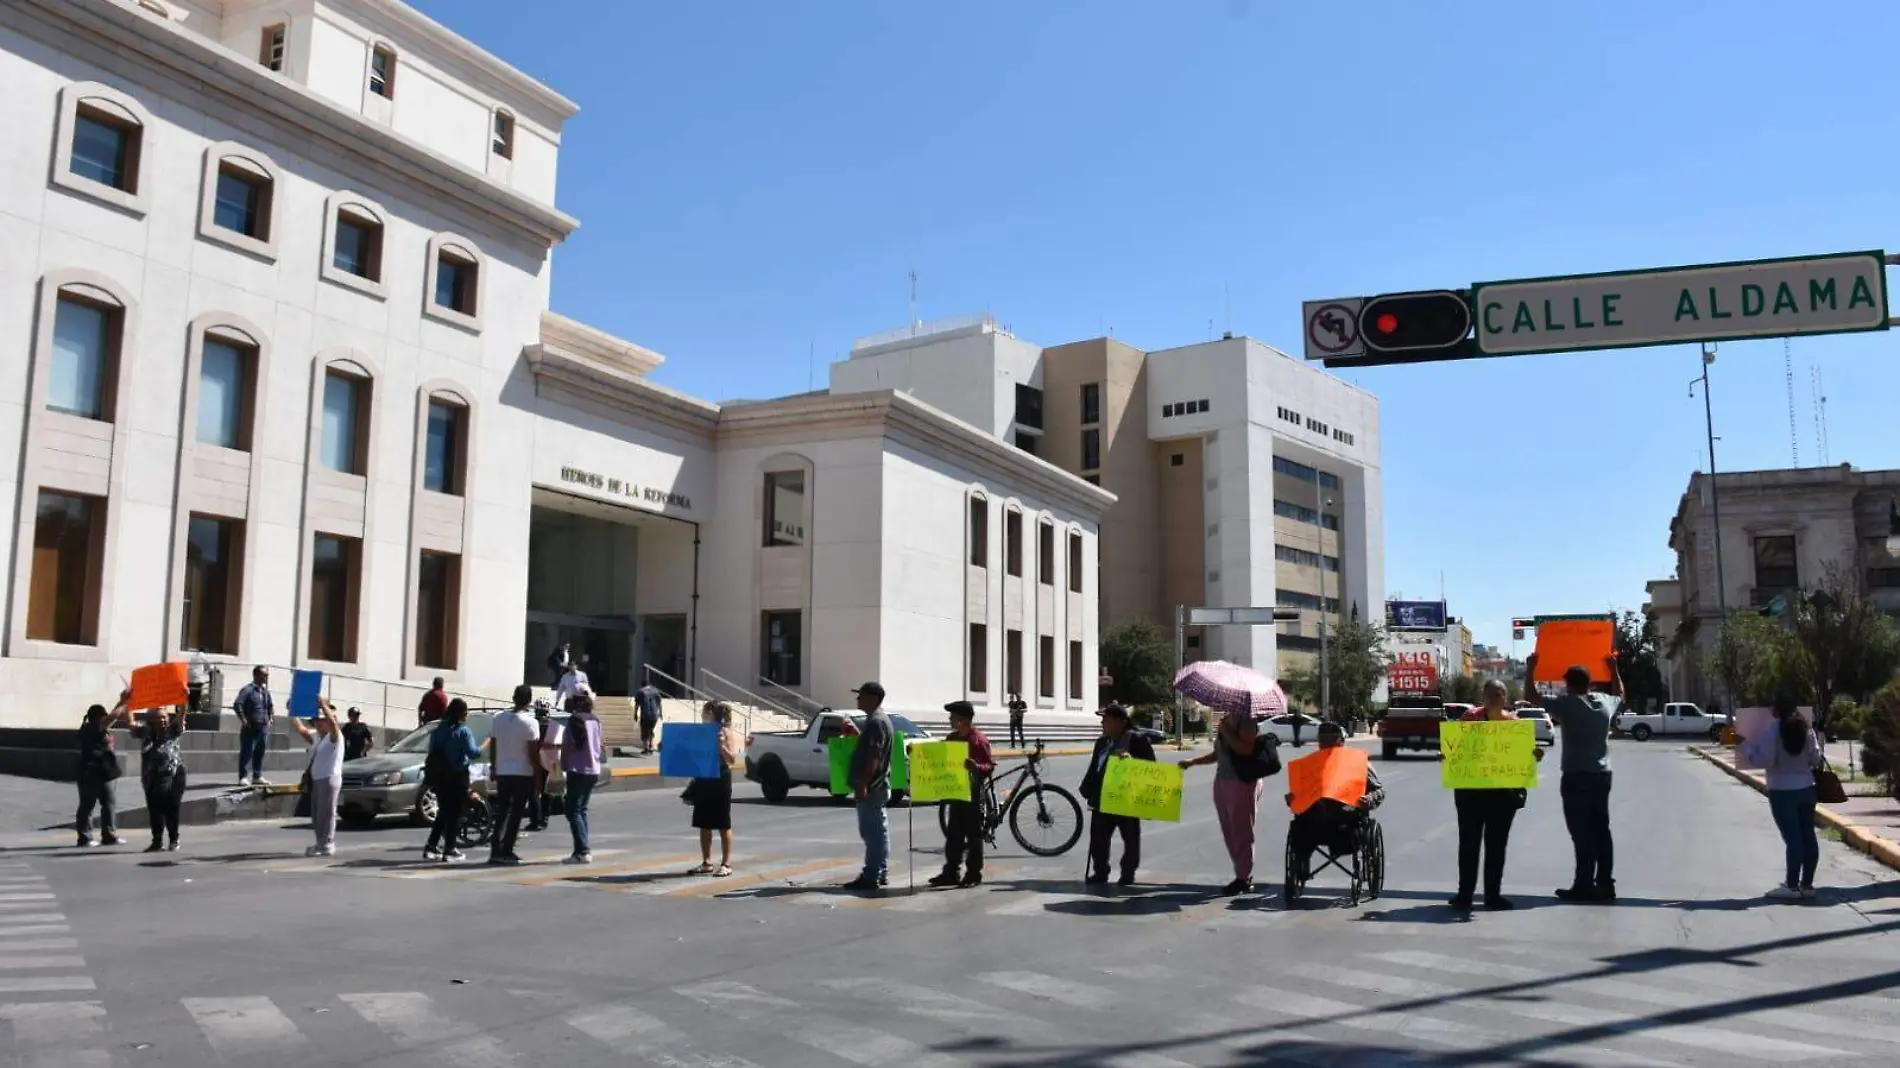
[1526,654,1622,903]
[841,682,895,892]
[930,700,996,888]
[341,707,375,762]
[1285,719,1384,882]
[1079,704,1156,886]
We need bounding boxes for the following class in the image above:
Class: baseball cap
[1097,703,1131,722]
[853,681,886,699]
[943,700,976,719]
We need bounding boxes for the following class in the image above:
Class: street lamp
[1689,343,1728,705]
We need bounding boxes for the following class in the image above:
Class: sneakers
[958,872,983,889]
[101,834,121,847]
[1484,897,1516,911]
[144,841,164,853]
[564,852,592,865]
[305,845,322,857]
[1116,872,1137,887]
[423,848,443,862]
[840,876,881,892]
[318,845,336,857]
[1554,885,1593,902]
[927,871,962,888]
[1447,894,1474,911]
[1084,872,1110,886]
[1766,884,1802,901]
[1219,877,1254,897]
[167,840,179,852]
[236,776,251,787]
[442,850,465,863]
[76,836,93,848]
[487,854,523,866]
[1799,886,1817,900]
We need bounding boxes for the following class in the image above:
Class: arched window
[322,191,388,298]
[424,232,485,329]
[491,108,516,159]
[968,490,988,568]
[52,82,153,215]
[197,142,282,259]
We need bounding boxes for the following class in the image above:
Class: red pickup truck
[1377,697,1467,759]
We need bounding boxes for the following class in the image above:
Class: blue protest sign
[659,723,723,779]
[289,670,324,718]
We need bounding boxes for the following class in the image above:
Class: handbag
[680,780,701,805]
[1231,735,1282,783]
[1814,763,1848,805]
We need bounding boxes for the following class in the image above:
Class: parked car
[1256,714,1321,747]
[1515,705,1555,745]
[744,711,934,802]
[1613,701,1729,742]
[1377,697,1447,759]
[339,712,495,827]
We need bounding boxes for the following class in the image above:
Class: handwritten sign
[1441,721,1539,789]
[660,723,723,779]
[1099,758,1183,822]
[907,741,971,802]
[288,670,324,718]
[1733,706,1814,769]
[827,734,911,795]
[1531,619,1615,683]
[127,663,188,711]
[1287,747,1371,814]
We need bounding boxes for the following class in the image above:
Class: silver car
[338,712,495,826]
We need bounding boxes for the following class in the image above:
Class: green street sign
[1473,251,1890,357]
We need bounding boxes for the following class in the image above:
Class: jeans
[1213,778,1264,880]
[144,773,186,844]
[856,782,890,881]
[1560,771,1615,890]
[1454,789,1519,901]
[529,766,550,828]
[76,775,117,839]
[1088,810,1142,879]
[1768,786,1820,889]
[491,775,533,860]
[942,798,984,876]
[425,772,469,853]
[1009,718,1026,749]
[238,724,268,781]
[309,777,339,849]
[565,772,598,854]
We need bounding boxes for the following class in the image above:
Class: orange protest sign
[1287,746,1371,815]
[1531,619,1615,683]
[127,662,189,711]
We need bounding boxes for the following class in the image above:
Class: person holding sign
[1524,654,1622,904]
[1080,704,1156,886]
[841,682,895,893]
[1285,720,1383,883]
[1737,696,1825,901]
[137,703,188,852]
[1179,709,1278,896]
[1449,681,1544,911]
[687,701,743,877]
[285,697,344,857]
[75,697,128,847]
[929,701,995,888]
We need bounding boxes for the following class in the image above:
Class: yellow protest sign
[906,741,970,802]
[1440,720,1539,789]
[1099,758,1183,822]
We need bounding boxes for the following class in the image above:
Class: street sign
[1189,606,1302,625]
[1473,251,1889,357]
[1302,298,1365,361]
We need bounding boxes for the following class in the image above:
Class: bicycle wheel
[1007,783,1083,856]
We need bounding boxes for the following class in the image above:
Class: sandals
[688,862,715,875]
[713,864,733,878]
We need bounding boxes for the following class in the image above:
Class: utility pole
[1690,343,1729,702]
[1315,472,1333,724]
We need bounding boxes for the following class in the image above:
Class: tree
[1788,564,1900,725]
[1440,674,1482,704]
[1612,608,1666,710]
[1281,662,1320,714]
[1325,618,1394,724]
[1099,619,1174,709]
[1706,609,1805,707]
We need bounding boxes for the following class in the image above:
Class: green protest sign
[1099,758,1183,822]
[1440,720,1539,789]
[827,732,911,795]
[907,741,970,802]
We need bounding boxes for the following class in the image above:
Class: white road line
[0,956,87,971]
[1304,963,1832,1063]
[976,970,1119,1012]
[0,1000,112,1068]
[0,893,57,903]
[567,1003,687,1050]
[678,980,967,1068]
[0,939,79,953]
[340,991,519,1068]
[0,914,67,926]
[0,976,97,993]
[0,926,71,940]
[1234,984,1512,1054]
[822,977,1043,1028]
[183,996,308,1056]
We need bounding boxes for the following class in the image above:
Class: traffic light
[1510,617,1535,630]
[1359,291,1472,356]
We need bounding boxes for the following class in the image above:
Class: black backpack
[1230,733,1282,783]
[423,727,450,787]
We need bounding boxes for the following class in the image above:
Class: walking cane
[907,799,915,892]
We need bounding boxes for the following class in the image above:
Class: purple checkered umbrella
[1172,660,1288,718]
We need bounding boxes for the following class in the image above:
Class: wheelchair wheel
[1364,820,1385,900]
[457,796,492,849]
[1282,835,1304,906]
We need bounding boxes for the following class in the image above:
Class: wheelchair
[1282,807,1384,906]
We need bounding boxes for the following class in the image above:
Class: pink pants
[1213,777,1264,879]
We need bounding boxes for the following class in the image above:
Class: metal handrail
[756,675,829,721]
[697,668,804,725]
[644,664,748,736]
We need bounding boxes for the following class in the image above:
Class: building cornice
[540,312,665,378]
[322,0,580,121]
[25,0,579,247]
[524,344,719,443]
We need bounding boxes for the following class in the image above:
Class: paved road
[1,742,1895,1066]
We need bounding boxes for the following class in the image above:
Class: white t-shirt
[491,710,540,777]
[556,670,589,700]
[308,733,343,782]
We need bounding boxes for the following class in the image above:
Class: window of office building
[763,470,806,546]
[28,491,103,645]
[1069,640,1083,697]
[415,551,461,670]
[47,294,117,421]
[1039,635,1056,698]
[211,160,271,241]
[308,534,361,662]
[259,23,286,71]
[1068,531,1083,593]
[1081,428,1100,471]
[491,109,515,159]
[1754,535,1798,591]
[1014,383,1043,430]
[1038,521,1055,586]
[1006,629,1023,695]
[969,494,988,566]
[70,108,136,191]
[332,207,383,281]
[761,611,802,686]
[423,399,465,495]
[969,623,988,692]
[433,245,481,318]
[320,369,368,475]
[1080,382,1100,425]
[1005,509,1023,577]
[182,515,241,655]
[369,45,396,99]
[1272,455,1342,490]
[197,338,252,450]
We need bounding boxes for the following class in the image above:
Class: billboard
[1389,650,1440,696]
[1386,600,1447,631]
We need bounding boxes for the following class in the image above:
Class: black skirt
[690,776,732,831]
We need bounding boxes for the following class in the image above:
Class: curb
[1687,744,1900,872]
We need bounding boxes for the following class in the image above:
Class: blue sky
[418,0,1900,650]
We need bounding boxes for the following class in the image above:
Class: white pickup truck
[743,710,932,802]
[1613,701,1731,742]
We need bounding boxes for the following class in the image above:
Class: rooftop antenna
[1812,365,1830,466]
[1224,281,1232,338]
[1207,318,1214,341]
[908,269,919,336]
[808,341,815,392]
[1784,338,1799,467]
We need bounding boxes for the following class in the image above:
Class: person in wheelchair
[1284,720,1385,881]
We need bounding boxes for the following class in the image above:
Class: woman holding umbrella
[1173,660,1287,897]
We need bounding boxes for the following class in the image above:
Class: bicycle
[937,739,1084,856]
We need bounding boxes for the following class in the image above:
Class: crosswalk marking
[977,969,1121,1011]
[183,996,307,1056]
[340,991,519,1068]
[0,955,86,971]
[0,939,79,953]
[0,913,66,926]
[1235,984,1528,1056]
[0,925,70,939]
[565,1002,766,1067]
[822,977,1042,1028]
[0,976,97,993]
[514,852,702,887]
[652,856,864,898]
[679,980,967,1068]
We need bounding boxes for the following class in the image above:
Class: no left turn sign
[1302,297,1365,361]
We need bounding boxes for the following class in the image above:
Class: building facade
[0,0,1109,728]
[830,319,1384,681]
[1652,464,1900,705]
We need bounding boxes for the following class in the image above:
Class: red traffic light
[1375,313,1400,335]
[1358,291,1472,354]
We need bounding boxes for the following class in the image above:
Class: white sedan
[1514,704,1555,745]
[1255,714,1320,747]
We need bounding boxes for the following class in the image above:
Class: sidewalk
[1690,742,1900,872]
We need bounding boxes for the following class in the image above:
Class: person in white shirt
[487,685,541,865]
[555,663,590,707]
[287,697,345,857]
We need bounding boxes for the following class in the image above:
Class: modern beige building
[1651,463,1900,704]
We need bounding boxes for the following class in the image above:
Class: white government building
[0,0,1112,730]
